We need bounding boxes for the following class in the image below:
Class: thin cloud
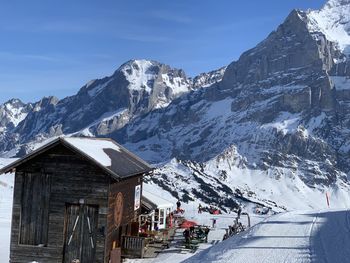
[1,20,97,34]
[0,52,61,62]
[205,15,283,33]
[2,20,174,44]
[151,10,192,24]
[36,22,94,33]
[118,34,172,43]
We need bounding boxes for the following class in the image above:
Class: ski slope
[185,209,350,263]
[1,157,349,263]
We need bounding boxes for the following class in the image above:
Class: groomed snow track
[184,210,350,263]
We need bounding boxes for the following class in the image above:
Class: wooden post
[110,248,121,263]
[326,192,330,208]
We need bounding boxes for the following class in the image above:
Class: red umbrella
[180,220,198,228]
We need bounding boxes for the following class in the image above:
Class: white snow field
[0,159,14,262]
[184,209,350,263]
[0,177,12,262]
[1,159,350,263]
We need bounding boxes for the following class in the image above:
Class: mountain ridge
[0,59,226,155]
[0,1,349,210]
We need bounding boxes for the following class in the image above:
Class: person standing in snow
[223,229,229,240]
[198,204,202,214]
[212,218,217,228]
[229,225,233,236]
[176,200,181,212]
[183,228,191,244]
[237,206,242,219]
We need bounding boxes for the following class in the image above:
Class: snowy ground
[1,159,350,263]
[0,166,266,263]
[0,159,14,262]
[129,184,269,263]
[184,209,350,263]
[125,208,267,263]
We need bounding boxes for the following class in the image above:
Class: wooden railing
[121,236,146,258]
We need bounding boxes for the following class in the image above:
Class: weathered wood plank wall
[105,176,142,262]
[10,145,110,263]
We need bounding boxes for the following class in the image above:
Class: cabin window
[159,209,165,226]
[19,173,51,246]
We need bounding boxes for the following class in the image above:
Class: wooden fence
[121,236,146,258]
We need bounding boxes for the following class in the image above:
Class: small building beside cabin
[0,137,152,263]
[141,190,173,231]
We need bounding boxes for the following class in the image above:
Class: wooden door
[63,204,98,263]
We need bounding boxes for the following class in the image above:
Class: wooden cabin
[0,137,152,263]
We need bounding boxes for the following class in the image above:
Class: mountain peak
[119,59,159,86]
[119,59,160,73]
[3,98,25,107]
[0,98,31,129]
[307,0,350,54]
[117,59,190,97]
[324,0,350,8]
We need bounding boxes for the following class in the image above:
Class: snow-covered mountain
[0,60,221,154]
[112,0,350,210]
[1,0,350,211]
[0,99,31,130]
[192,66,226,89]
[139,1,350,210]
[308,0,350,55]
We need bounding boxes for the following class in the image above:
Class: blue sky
[0,0,325,104]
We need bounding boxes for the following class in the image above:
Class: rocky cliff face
[192,67,226,89]
[0,0,349,209]
[113,0,350,194]
[0,60,224,154]
[0,99,32,131]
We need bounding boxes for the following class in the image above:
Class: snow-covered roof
[64,137,121,167]
[142,189,174,209]
[0,137,152,180]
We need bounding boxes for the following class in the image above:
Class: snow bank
[0,158,15,262]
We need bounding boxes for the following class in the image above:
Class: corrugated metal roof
[0,137,152,180]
